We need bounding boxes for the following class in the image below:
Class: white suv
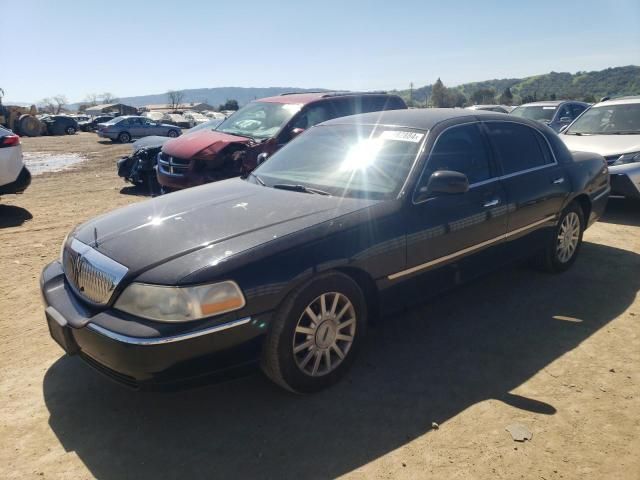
[0,126,31,197]
[560,96,640,200]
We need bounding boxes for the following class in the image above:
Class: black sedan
[41,109,610,393]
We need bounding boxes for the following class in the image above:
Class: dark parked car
[511,100,590,132]
[78,115,115,132]
[97,116,181,143]
[41,115,78,135]
[41,109,609,393]
[156,91,407,191]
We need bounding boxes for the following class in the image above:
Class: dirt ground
[0,132,639,480]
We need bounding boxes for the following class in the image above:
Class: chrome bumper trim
[87,317,252,346]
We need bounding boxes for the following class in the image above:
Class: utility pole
[409,82,414,106]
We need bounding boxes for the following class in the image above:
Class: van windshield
[217,102,302,139]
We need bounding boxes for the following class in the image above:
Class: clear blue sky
[3,0,639,103]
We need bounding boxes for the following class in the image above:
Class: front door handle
[552,177,565,184]
[483,198,500,207]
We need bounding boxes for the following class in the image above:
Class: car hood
[560,133,640,156]
[72,178,378,278]
[161,129,251,159]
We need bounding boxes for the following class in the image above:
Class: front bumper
[41,261,269,389]
[0,166,31,195]
[609,164,640,199]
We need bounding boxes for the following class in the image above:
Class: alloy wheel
[556,212,580,263]
[292,292,356,377]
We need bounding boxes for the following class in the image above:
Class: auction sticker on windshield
[380,130,424,143]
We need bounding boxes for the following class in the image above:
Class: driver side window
[419,123,493,189]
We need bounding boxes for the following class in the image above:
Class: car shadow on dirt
[119,185,160,197]
[600,197,640,227]
[42,241,640,479]
[0,205,33,228]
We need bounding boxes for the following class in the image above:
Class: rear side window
[420,123,493,186]
[570,103,587,118]
[485,122,554,175]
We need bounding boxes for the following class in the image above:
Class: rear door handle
[552,177,565,184]
[483,198,500,207]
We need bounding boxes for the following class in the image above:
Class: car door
[483,120,570,248]
[127,117,144,137]
[401,122,508,282]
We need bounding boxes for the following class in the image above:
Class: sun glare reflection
[340,138,384,171]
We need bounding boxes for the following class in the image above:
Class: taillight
[0,135,20,147]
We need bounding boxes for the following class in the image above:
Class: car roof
[322,108,502,131]
[597,96,640,106]
[258,91,399,105]
[517,100,587,107]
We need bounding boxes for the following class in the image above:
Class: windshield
[252,124,425,200]
[217,101,302,139]
[566,103,640,135]
[511,105,557,121]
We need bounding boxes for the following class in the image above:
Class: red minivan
[156,92,407,191]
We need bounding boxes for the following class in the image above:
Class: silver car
[560,96,640,199]
[96,116,182,143]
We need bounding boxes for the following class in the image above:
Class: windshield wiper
[248,171,265,186]
[602,131,639,135]
[272,183,331,196]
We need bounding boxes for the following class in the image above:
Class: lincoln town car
[41,109,610,393]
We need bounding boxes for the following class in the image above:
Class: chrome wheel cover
[556,212,580,263]
[292,292,356,377]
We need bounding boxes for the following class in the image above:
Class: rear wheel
[538,202,584,273]
[65,126,76,135]
[261,272,367,393]
[118,132,131,143]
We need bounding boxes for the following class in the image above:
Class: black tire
[118,132,131,143]
[261,271,367,393]
[167,129,179,138]
[538,202,585,273]
[65,126,76,135]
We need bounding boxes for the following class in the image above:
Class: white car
[560,96,640,200]
[0,126,31,197]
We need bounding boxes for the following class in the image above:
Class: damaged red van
[156,92,407,191]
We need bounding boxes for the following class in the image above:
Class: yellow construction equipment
[0,104,44,136]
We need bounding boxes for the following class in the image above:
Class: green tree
[471,88,496,105]
[499,87,513,105]
[431,78,447,107]
[219,99,239,111]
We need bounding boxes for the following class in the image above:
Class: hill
[394,65,640,105]
[71,87,328,110]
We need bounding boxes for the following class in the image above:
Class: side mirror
[559,117,572,123]
[290,127,305,139]
[417,170,469,201]
[559,124,569,133]
[256,152,269,165]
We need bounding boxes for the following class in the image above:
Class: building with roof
[85,103,138,116]
[143,102,215,113]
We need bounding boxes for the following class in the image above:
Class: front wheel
[539,202,585,273]
[167,129,179,138]
[261,272,367,393]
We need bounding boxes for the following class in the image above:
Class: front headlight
[114,281,246,322]
[612,152,640,165]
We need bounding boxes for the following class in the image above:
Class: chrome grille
[62,238,128,305]
[157,152,191,176]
